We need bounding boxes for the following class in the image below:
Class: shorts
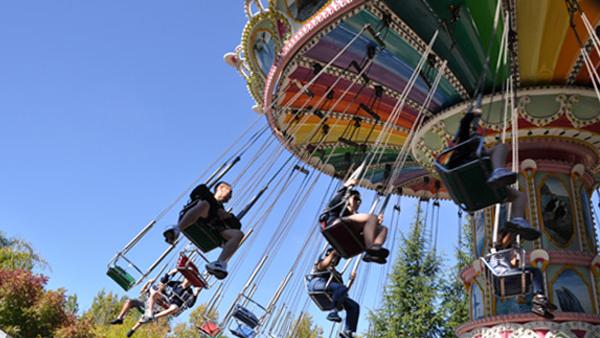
[130,298,145,314]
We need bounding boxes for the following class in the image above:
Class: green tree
[439,222,472,337]
[287,312,323,338]
[370,205,445,337]
[0,231,47,271]
[0,269,78,338]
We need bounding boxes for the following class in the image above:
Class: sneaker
[532,294,557,311]
[487,168,517,189]
[366,245,390,259]
[126,329,136,337]
[327,311,342,323]
[109,318,123,325]
[163,226,180,245]
[339,330,354,338]
[139,314,154,324]
[531,303,554,319]
[206,261,228,280]
[363,253,387,264]
[531,294,557,319]
[505,218,541,241]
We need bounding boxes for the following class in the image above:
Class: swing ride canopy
[232,0,600,198]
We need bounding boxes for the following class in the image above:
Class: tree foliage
[287,313,323,338]
[0,231,47,271]
[439,222,472,337]
[0,269,88,338]
[370,206,445,337]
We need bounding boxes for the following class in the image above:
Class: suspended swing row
[105,1,600,337]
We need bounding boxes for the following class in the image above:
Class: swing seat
[106,265,136,291]
[199,321,221,337]
[177,255,208,288]
[304,275,344,311]
[232,305,260,328]
[230,324,255,338]
[481,248,533,298]
[182,220,224,253]
[434,136,508,212]
[307,288,340,311]
[320,220,365,258]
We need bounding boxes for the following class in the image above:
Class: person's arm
[347,271,357,289]
[315,252,336,271]
[453,111,481,144]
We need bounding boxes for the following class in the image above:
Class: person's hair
[348,189,361,201]
[214,181,231,192]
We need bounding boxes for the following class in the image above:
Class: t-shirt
[166,281,197,308]
[320,186,353,224]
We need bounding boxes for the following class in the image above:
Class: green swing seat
[434,136,508,212]
[182,220,224,253]
[106,265,136,291]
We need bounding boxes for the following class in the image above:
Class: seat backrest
[230,324,255,338]
[182,220,223,253]
[107,265,136,291]
[308,291,336,311]
[233,305,260,329]
[199,321,221,337]
[321,221,364,258]
[177,255,208,288]
[434,137,508,212]
[481,248,532,298]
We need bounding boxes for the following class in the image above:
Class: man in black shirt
[163,181,244,279]
[321,178,388,263]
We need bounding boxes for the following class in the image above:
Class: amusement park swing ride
[106,1,600,337]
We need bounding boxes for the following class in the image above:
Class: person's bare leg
[178,201,210,231]
[507,188,527,219]
[490,143,508,170]
[342,213,377,247]
[117,299,134,320]
[130,320,143,332]
[145,285,164,317]
[218,229,244,263]
[153,305,180,319]
[373,225,388,246]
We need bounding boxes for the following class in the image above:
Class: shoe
[163,226,180,245]
[532,294,557,311]
[504,218,541,241]
[109,318,123,325]
[363,253,387,264]
[139,314,154,324]
[339,330,354,338]
[366,245,390,259]
[206,261,228,280]
[487,168,517,189]
[126,329,136,337]
[327,311,342,323]
[531,304,554,319]
[531,294,557,319]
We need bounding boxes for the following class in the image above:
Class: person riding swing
[307,247,360,338]
[449,106,540,241]
[110,269,201,337]
[490,230,557,319]
[320,177,389,263]
[163,181,244,279]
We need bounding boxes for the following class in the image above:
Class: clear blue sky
[0,1,467,334]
